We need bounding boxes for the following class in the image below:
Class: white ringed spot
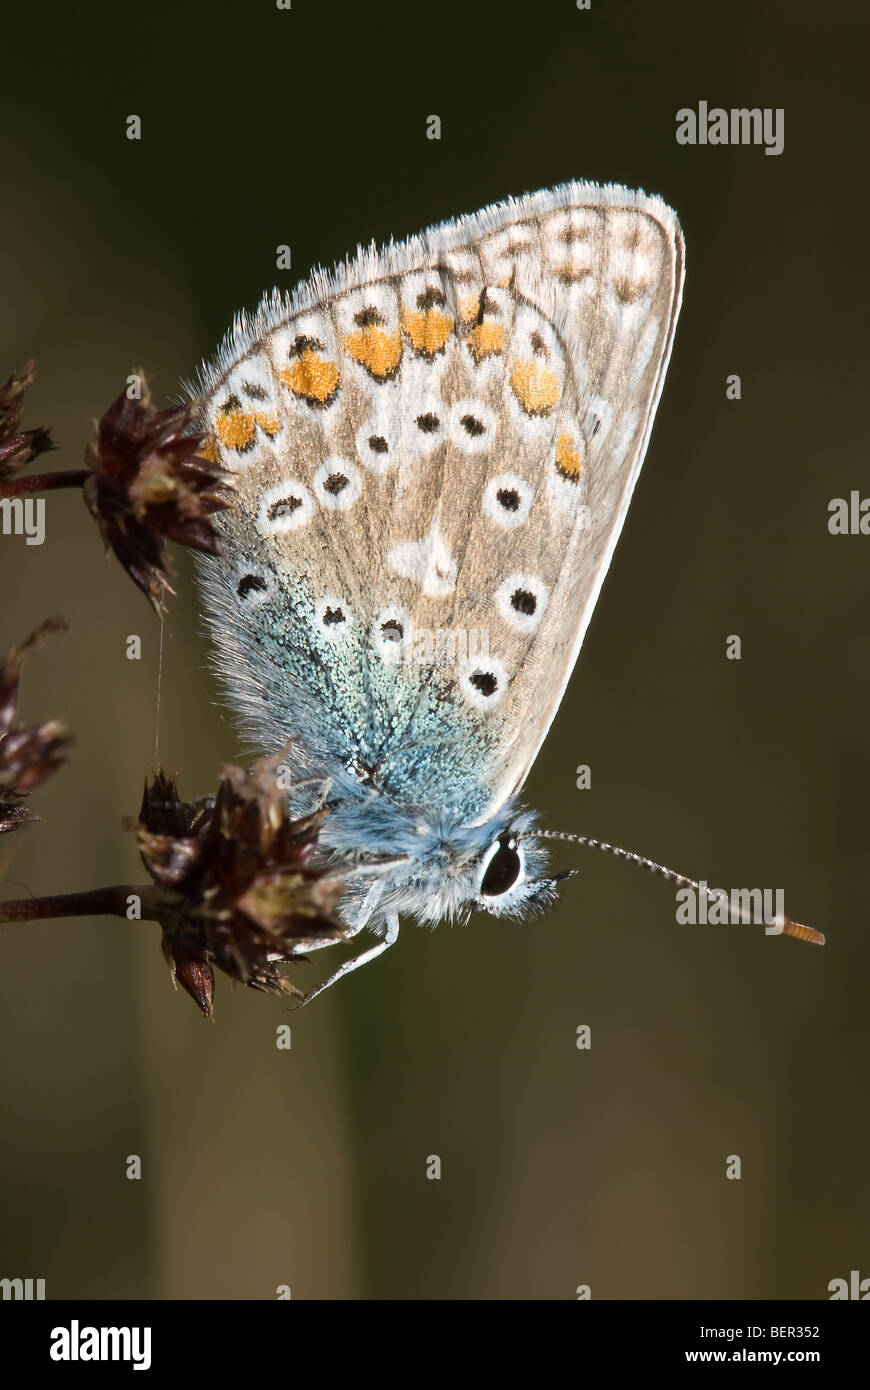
[373,605,412,663]
[459,655,509,710]
[447,398,498,453]
[483,473,534,529]
[315,595,354,639]
[258,479,316,533]
[312,455,362,511]
[234,570,270,606]
[356,418,397,474]
[495,574,549,634]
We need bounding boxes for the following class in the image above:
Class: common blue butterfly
[191,181,686,1000]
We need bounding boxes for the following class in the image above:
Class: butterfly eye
[480,836,523,897]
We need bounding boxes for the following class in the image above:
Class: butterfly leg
[288,874,386,957]
[292,913,399,1006]
[287,927,352,956]
[283,775,334,814]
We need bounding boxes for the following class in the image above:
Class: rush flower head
[0,617,72,833]
[83,377,235,615]
[0,362,54,478]
[129,752,347,1016]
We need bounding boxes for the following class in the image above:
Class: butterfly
[191,180,687,1001]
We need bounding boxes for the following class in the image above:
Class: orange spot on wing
[279,351,340,405]
[215,410,256,451]
[253,412,280,437]
[465,320,505,363]
[199,436,220,463]
[344,326,403,379]
[402,308,453,356]
[555,432,584,481]
[510,359,561,416]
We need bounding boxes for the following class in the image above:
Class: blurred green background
[1,0,867,1299]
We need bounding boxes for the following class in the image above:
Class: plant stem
[0,884,157,922]
[0,469,90,499]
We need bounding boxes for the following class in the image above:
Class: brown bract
[83,380,235,615]
[129,754,347,1016]
[0,362,54,478]
[0,617,72,833]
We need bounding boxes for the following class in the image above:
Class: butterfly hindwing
[195,182,684,824]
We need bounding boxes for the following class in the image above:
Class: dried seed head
[0,618,71,832]
[0,362,55,479]
[84,376,235,615]
[129,751,347,1015]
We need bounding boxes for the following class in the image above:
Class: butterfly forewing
[195,182,684,825]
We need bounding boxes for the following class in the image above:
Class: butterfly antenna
[531,830,825,946]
